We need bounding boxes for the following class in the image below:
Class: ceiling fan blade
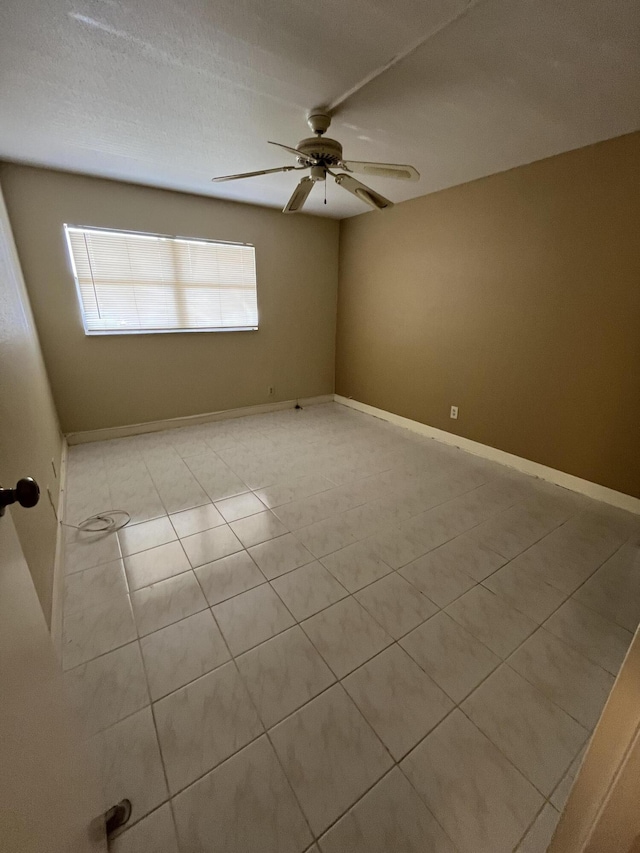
[211,165,298,182]
[283,176,315,214]
[268,140,314,160]
[333,173,393,210]
[342,161,420,181]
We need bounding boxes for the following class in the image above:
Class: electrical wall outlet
[450,405,459,420]
[268,386,275,396]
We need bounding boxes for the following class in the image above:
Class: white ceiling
[1,0,639,219]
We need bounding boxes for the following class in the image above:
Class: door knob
[0,477,40,517]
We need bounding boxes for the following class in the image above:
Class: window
[64,225,258,335]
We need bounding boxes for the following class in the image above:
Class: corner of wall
[0,178,64,626]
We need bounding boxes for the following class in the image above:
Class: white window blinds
[64,226,258,335]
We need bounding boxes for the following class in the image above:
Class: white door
[0,508,107,852]
[550,609,640,853]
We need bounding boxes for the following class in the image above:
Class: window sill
[83,327,259,336]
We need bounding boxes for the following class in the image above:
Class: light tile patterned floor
[60,402,640,853]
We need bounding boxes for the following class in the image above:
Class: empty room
[1,1,640,852]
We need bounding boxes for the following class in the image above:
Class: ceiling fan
[211,110,420,214]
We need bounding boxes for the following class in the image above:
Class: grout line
[510,799,557,852]
[135,603,184,841]
[68,524,605,798]
[61,499,626,663]
[62,530,616,658]
[232,659,319,844]
[63,405,636,850]
[85,610,568,851]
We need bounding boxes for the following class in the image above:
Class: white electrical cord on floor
[63,510,131,533]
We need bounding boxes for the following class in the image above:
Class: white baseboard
[66,395,335,445]
[335,395,640,515]
[50,435,68,661]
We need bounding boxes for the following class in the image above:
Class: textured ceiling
[1,0,639,218]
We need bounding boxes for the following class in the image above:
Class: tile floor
[60,403,640,853]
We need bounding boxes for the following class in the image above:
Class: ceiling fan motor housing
[307,110,332,135]
[295,136,343,167]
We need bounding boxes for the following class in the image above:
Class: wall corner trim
[334,395,640,515]
[65,395,335,445]
[50,436,68,661]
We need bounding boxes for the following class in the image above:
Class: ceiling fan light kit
[211,109,419,214]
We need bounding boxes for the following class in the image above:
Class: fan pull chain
[324,180,327,205]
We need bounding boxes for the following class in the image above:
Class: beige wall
[0,165,339,433]
[0,183,62,622]
[336,131,640,499]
